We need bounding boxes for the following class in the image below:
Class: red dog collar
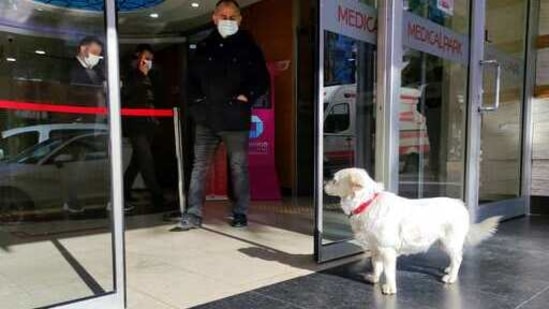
[349,193,381,218]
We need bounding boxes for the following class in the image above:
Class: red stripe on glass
[0,100,174,117]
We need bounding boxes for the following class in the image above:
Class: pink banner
[205,61,288,201]
[248,61,289,200]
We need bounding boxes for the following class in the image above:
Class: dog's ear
[349,173,364,192]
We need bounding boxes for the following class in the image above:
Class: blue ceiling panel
[33,0,165,12]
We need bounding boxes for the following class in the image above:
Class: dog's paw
[381,284,397,295]
[442,274,457,284]
[363,273,380,284]
[444,267,451,274]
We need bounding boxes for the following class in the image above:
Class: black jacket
[121,68,162,136]
[70,58,105,86]
[66,58,105,122]
[188,30,270,132]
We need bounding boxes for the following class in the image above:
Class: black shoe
[231,214,247,228]
[170,214,202,232]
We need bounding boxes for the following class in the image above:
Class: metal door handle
[479,59,501,112]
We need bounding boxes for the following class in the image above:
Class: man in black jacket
[175,0,269,230]
[62,36,105,214]
[70,36,105,86]
[122,44,165,210]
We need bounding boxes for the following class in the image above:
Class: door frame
[465,0,537,222]
[314,0,538,262]
[54,1,126,308]
[314,0,400,263]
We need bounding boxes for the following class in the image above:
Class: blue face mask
[217,20,239,38]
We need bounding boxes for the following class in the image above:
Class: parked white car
[0,123,108,161]
[0,132,111,222]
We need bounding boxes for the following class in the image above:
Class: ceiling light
[6,57,16,62]
[35,50,46,55]
[191,2,199,8]
[150,13,159,18]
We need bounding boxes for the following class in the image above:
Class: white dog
[324,168,501,295]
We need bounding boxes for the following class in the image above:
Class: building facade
[0,0,546,307]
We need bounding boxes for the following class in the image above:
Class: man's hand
[236,94,249,102]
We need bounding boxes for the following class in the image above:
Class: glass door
[399,0,471,202]
[0,1,125,308]
[467,0,530,221]
[315,0,379,262]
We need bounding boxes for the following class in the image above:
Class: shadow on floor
[194,216,549,309]
[200,226,315,271]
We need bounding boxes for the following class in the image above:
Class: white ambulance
[323,84,430,173]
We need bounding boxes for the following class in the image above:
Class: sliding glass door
[0,1,125,308]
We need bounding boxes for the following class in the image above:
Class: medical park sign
[321,1,520,77]
[402,11,469,65]
[321,0,467,64]
[321,0,377,44]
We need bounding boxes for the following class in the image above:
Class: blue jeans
[187,125,250,218]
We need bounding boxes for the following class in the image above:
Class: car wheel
[0,188,34,224]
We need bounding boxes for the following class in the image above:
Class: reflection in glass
[399,1,469,199]
[0,1,114,307]
[322,30,376,244]
[479,0,527,203]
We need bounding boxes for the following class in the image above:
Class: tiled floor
[0,221,114,308]
[195,216,549,309]
[124,205,361,309]
[4,200,549,309]
[0,200,361,308]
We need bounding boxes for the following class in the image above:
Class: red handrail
[0,100,174,117]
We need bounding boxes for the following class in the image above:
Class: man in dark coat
[67,36,106,123]
[62,36,106,213]
[175,0,269,230]
[70,36,105,87]
[122,44,166,209]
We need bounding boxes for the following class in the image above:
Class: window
[50,134,108,163]
[0,131,39,160]
[10,139,63,164]
[324,103,350,133]
[50,129,99,140]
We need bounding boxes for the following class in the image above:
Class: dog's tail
[466,216,502,247]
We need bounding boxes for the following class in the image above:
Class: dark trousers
[186,125,250,218]
[124,131,163,201]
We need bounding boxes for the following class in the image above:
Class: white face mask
[217,20,239,38]
[84,54,101,69]
[145,60,153,70]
